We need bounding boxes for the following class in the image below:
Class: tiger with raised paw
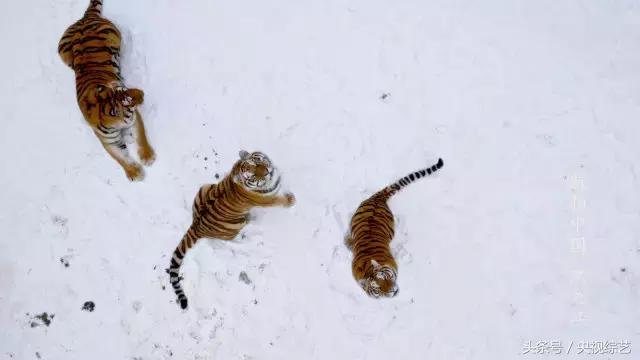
[58,0,155,181]
[346,158,444,298]
[169,150,295,309]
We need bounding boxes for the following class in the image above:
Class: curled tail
[168,226,200,309]
[380,158,444,199]
[85,0,103,16]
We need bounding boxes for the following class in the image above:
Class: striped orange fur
[346,158,444,298]
[58,0,155,181]
[169,151,295,309]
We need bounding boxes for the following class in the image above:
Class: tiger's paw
[139,147,156,166]
[125,164,145,182]
[283,193,296,207]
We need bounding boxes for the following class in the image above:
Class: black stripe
[62,36,108,52]
[97,124,115,133]
[79,22,102,33]
[76,60,120,68]
[74,46,119,56]
[74,69,122,83]
[97,28,119,36]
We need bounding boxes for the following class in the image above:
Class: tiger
[57,0,155,181]
[345,158,444,298]
[169,150,296,309]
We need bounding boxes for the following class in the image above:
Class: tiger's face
[234,150,281,193]
[82,83,144,124]
[360,260,399,298]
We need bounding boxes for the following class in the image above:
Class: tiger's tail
[85,0,103,16]
[168,226,200,309]
[379,158,444,200]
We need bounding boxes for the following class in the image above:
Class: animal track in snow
[41,210,70,239]
[132,301,143,313]
[238,271,252,285]
[28,312,54,328]
[81,301,95,312]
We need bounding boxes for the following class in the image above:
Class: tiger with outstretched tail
[346,158,444,298]
[58,0,155,181]
[169,150,296,309]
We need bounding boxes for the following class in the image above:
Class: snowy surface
[2,0,640,359]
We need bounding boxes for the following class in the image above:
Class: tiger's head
[81,83,144,124]
[360,259,399,298]
[233,150,281,193]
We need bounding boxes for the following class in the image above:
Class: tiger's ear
[370,259,381,270]
[358,279,367,289]
[125,88,144,106]
[239,150,250,160]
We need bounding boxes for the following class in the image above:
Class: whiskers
[253,175,281,194]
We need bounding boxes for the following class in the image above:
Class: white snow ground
[1,0,640,359]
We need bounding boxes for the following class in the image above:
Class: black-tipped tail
[169,227,199,310]
[168,250,188,309]
[382,158,444,198]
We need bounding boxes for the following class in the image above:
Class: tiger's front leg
[133,110,155,166]
[97,133,145,181]
[256,193,296,208]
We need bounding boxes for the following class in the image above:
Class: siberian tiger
[57,0,155,181]
[346,158,444,298]
[169,150,296,309]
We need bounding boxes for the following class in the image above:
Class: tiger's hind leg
[58,45,74,68]
[96,132,144,181]
[57,19,84,68]
[133,110,156,166]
